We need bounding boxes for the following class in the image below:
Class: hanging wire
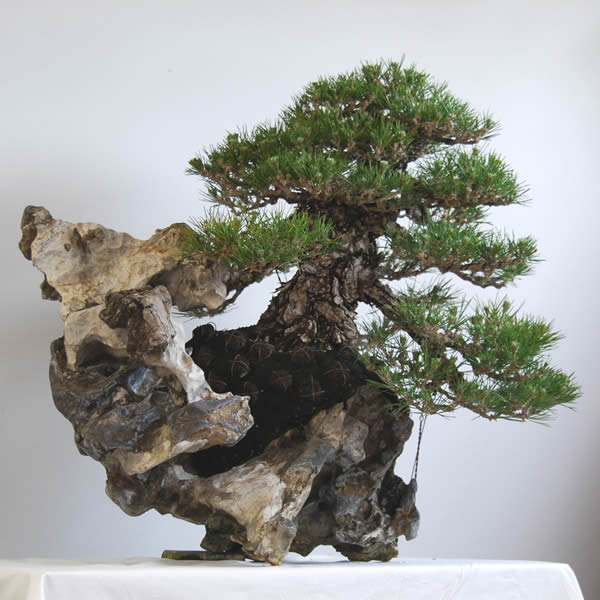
[411,412,428,482]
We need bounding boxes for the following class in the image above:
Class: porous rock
[21,205,254,472]
[291,386,419,561]
[20,206,419,565]
[50,336,253,475]
[19,205,227,319]
[102,387,417,565]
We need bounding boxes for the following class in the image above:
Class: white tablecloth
[0,555,584,600]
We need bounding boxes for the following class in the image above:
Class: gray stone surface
[101,389,417,565]
[20,206,419,565]
[290,386,419,561]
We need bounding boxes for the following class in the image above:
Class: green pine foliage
[360,283,579,421]
[407,148,527,210]
[186,209,338,272]
[187,61,499,214]
[382,219,539,287]
[186,59,580,422]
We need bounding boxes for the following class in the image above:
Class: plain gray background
[1,0,598,597]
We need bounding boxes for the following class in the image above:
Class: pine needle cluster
[382,218,539,287]
[186,209,338,273]
[360,282,578,421]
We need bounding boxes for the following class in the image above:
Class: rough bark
[256,234,379,350]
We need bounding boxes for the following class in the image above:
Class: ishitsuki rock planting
[20,61,578,565]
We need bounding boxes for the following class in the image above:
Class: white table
[0,555,584,600]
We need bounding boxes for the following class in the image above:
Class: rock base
[20,206,419,565]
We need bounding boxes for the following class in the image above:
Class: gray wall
[1,1,598,596]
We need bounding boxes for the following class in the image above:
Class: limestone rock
[20,205,254,474]
[100,384,417,565]
[19,205,227,319]
[289,385,419,560]
[64,304,129,369]
[99,286,221,406]
[50,337,253,475]
[20,205,419,565]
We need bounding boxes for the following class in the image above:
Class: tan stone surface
[19,206,227,319]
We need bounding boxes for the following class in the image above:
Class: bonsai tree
[186,60,578,425]
[20,60,579,564]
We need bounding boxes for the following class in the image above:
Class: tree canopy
[186,60,579,422]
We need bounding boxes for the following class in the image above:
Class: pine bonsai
[186,60,579,425]
[20,60,580,564]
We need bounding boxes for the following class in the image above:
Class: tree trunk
[256,236,378,351]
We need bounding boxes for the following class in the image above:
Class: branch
[186,209,338,272]
[380,221,539,288]
[403,148,526,211]
[361,282,580,421]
